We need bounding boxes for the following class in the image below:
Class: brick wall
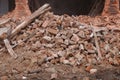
[102,0,119,15]
[13,0,31,18]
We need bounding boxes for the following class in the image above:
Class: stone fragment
[69,57,76,65]
[32,41,41,49]
[38,21,43,26]
[51,73,58,80]
[43,36,52,41]
[52,53,58,58]
[43,44,54,48]
[77,31,86,38]
[69,45,79,50]
[79,25,86,29]
[67,32,73,38]
[42,20,50,28]
[45,57,53,62]
[39,29,45,33]
[87,50,95,54]
[60,57,70,64]
[55,38,64,43]
[75,54,84,61]
[35,19,40,24]
[79,44,84,50]
[63,60,70,65]
[60,44,67,48]
[57,25,63,30]
[64,39,69,45]
[32,23,38,28]
[90,33,94,38]
[109,57,113,64]
[57,51,65,57]
[61,34,67,39]
[85,66,92,72]
[22,76,27,80]
[0,27,10,40]
[83,77,90,80]
[84,43,95,51]
[17,39,25,46]
[112,58,119,65]
[69,40,76,44]
[71,28,79,33]
[0,76,8,80]
[12,69,19,74]
[45,67,57,73]
[90,69,97,74]
[71,34,79,42]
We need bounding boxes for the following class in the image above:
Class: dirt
[0,52,120,80]
[0,12,120,80]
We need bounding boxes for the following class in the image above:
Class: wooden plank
[10,4,51,38]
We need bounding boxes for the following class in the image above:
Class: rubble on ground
[0,9,120,79]
[2,12,119,67]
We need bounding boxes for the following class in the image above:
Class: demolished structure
[0,1,120,80]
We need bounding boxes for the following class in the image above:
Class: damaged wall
[102,0,120,15]
[13,0,31,18]
[0,0,120,17]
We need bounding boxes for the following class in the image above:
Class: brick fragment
[71,34,79,42]
[47,28,58,35]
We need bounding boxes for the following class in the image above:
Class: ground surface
[0,12,120,80]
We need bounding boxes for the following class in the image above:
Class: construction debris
[11,4,51,38]
[4,39,17,59]
[90,23,102,59]
[0,3,120,80]
[5,12,119,67]
[0,18,11,26]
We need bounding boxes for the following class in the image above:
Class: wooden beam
[10,4,51,38]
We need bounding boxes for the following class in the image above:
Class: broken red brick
[47,28,58,35]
